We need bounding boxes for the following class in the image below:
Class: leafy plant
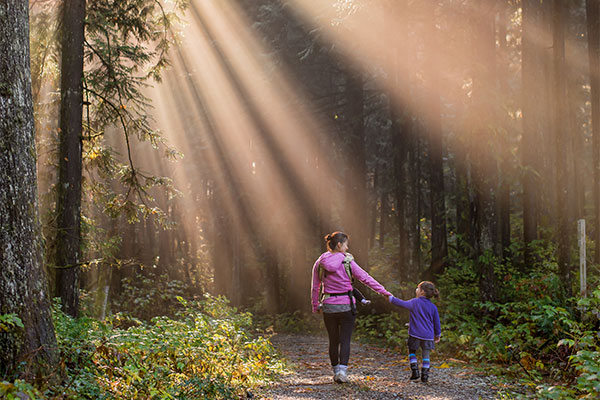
[0,314,24,332]
[42,294,284,399]
[111,271,190,320]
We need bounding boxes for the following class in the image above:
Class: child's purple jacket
[389,296,441,341]
[311,252,391,313]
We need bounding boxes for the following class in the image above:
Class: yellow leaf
[436,362,450,368]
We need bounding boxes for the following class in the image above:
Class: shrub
[111,271,190,320]
[42,294,284,399]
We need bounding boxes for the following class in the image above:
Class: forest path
[257,333,511,400]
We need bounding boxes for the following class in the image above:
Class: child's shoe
[360,299,371,305]
[409,363,420,381]
[421,367,429,383]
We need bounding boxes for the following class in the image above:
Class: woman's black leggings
[323,311,356,366]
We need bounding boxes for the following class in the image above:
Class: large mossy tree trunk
[0,1,58,376]
[55,0,86,317]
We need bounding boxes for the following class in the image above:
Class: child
[388,281,441,383]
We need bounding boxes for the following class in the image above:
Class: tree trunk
[55,0,86,317]
[393,115,410,277]
[93,216,116,320]
[386,12,411,279]
[264,248,280,315]
[371,168,379,249]
[553,0,572,295]
[521,0,541,268]
[497,4,512,258]
[423,0,448,280]
[379,185,388,249]
[587,0,600,263]
[0,1,58,376]
[344,70,368,266]
[471,2,499,302]
[413,135,422,276]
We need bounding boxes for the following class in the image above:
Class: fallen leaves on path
[256,333,515,400]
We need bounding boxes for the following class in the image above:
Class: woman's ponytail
[324,231,349,251]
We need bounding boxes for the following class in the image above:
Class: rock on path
[257,333,509,400]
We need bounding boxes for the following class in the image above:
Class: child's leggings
[408,336,434,369]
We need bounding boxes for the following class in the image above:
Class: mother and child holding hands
[311,231,441,384]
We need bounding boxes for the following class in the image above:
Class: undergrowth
[1,295,284,400]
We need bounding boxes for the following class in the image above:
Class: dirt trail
[257,333,513,400]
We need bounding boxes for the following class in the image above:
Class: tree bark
[55,0,86,317]
[423,0,448,280]
[471,2,499,302]
[587,0,600,263]
[553,0,572,295]
[0,1,58,376]
[344,71,368,266]
[521,0,541,268]
[379,184,388,249]
[497,4,512,258]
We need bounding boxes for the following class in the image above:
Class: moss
[0,82,11,97]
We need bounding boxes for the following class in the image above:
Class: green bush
[533,288,600,399]
[112,271,190,320]
[42,294,284,399]
[437,240,600,399]
[0,379,41,400]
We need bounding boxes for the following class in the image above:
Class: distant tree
[470,1,499,302]
[51,0,186,316]
[422,0,448,280]
[553,0,572,295]
[344,69,369,266]
[55,0,85,317]
[587,0,600,262]
[521,0,542,267]
[0,1,58,375]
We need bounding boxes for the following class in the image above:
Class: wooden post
[578,219,587,297]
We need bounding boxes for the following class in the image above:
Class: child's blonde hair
[418,281,440,299]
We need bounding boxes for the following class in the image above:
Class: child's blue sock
[409,353,417,365]
[422,358,430,369]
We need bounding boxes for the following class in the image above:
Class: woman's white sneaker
[334,365,349,383]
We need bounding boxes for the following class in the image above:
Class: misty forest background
[1,0,600,398]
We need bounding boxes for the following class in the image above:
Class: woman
[311,231,391,383]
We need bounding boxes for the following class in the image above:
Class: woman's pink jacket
[311,252,391,313]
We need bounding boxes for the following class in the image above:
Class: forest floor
[256,333,525,400]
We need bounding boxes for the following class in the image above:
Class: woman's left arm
[351,260,391,296]
[310,259,322,312]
